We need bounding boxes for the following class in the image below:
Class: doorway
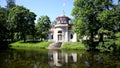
[58,31,62,42]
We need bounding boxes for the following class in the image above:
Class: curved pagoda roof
[56,15,71,20]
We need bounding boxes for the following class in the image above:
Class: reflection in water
[0,49,120,68]
[48,50,78,67]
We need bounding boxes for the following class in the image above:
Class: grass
[61,42,87,50]
[10,41,87,51]
[9,40,52,49]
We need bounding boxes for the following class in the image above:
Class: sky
[0,0,74,23]
[0,0,119,23]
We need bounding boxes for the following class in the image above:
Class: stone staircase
[48,42,62,49]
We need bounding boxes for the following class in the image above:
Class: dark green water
[0,49,120,68]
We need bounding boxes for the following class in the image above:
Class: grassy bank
[61,42,87,50]
[9,41,52,49]
[10,41,87,50]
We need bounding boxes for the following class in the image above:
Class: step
[48,42,62,49]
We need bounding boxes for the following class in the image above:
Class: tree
[97,1,120,39]
[96,1,120,51]
[36,16,51,41]
[0,7,8,41]
[0,0,16,42]
[118,0,120,4]
[8,6,36,42]
[6,0,16,9]
[72,0,113,45]
[113,2,120,32]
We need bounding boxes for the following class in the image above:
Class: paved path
[47,42,62,49]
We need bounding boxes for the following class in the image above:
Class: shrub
[61,42,87,50]
[96,39,114,52]
[114,38,120,51]
[114,32,120,51]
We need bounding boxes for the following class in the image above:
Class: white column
[54,29,58,42]
[65,54,68,63]
[53,51,58,65]
[72,53,77,63]
[74,33,77,42]
[48,33,50,41]
[65,27,68,42]
[62,31,65,42]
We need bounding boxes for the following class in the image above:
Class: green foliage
[13,32,21,40]
[8,6,36,42]
[95,2,120,52]
[72,0,113,44]
[6,0,16,9]
[0,7,8,41]
[115,38,120,51]
[35,16,51,40]
[114,32,120,51]
[0,0,16,42]
[115,32,120,38]
[10,41,52,49]
[97,10,118,31]
[98,28,110,34]
[96,32,120,52]
[61,42,87,50]
[72,0,120,52]
[96,39,114,52]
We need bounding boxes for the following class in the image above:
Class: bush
[96,32,120,52]
[114,38,120,51]
[61,42,87,50]
[114,32,120,51]
[96,39,114,52]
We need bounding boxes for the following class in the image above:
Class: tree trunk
[22,32,26,42]
[89,32,95,50]
[24,33,26,42]
[90,32,94,43]
[23,35,26,42]
[99,34,104,43]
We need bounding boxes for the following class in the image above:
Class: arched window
[70,34,73,39]
[51,34,53,39]
[58,31,62,33]
[58,31,62,41]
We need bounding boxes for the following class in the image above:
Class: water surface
[0,49,120,68]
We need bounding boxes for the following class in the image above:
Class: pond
[0,49,120,68]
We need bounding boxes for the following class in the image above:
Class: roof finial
[62,10,65,16]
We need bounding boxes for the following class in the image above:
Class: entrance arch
[58,31,62,42]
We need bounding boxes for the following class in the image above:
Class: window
[58,21,60,24]
[58,31,62,33]
[58,31,62,41]
[70,34,73,39]
[64,20,67,23]
[51,34,53,39]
